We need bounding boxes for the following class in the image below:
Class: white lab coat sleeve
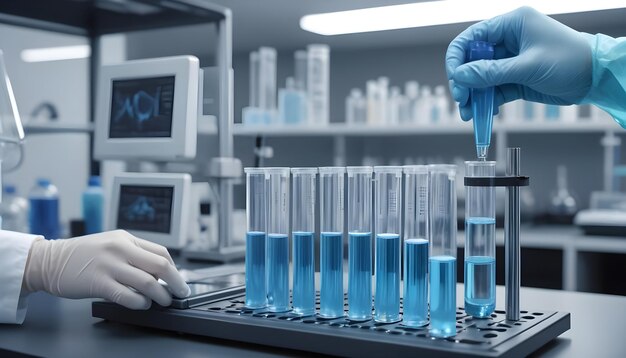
[0,230,41,324]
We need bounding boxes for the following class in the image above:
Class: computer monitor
[110,173,191,249]
[94,56,199,160]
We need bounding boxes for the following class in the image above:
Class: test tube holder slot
[92,291,570,358]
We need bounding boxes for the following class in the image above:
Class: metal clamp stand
[464,147,529,321]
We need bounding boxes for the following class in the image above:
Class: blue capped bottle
[82,176,104,235]
[29,178,60,240]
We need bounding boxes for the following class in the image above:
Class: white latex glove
[22,230,191,310]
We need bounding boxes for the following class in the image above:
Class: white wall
[0,24,89,228]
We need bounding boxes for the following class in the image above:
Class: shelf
[233,120,620,137]
[23,123,94,135]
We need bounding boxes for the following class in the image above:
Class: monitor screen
[117,185,174,234]
[109,76,175,138]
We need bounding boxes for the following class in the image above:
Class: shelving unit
[234,120,623,166]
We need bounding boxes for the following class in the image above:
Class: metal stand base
[93,291,570,358]
[182,245,245,263]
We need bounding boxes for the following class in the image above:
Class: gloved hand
[23,230,191,310]
[446,6,593,121]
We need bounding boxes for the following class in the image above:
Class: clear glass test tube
[469,41,495,159]
[319,167,345,318]
[402,165,429,327]
[291,168,317,316]
[429,164,458,338]
[347,166,373,321]
[244,168,267,309]
[464,161,496,318]
[266,167,290,312]
[374,166,403,323]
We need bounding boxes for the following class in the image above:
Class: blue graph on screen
[113,87,162,125]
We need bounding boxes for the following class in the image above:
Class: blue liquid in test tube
[245,231,266,308]
[319,167,345,318]
[468,41,495,160]
[464,162,496,318]
[429,255,457,337]
[347,166,373,321]
[402,165,429,327]
[373,166,403,323]
[320,232,344,318]
[293,231,315,315]
[291,168,317,316]
[348,232,372,320]
[265,167,290,313]
[428,164,458,338]
[403,238,428,326]
[267,233,289,311]
[375,233,400,322]
[244,168,267,309]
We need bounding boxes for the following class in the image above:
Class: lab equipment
[432,85,450,123]
[544,105,560,121]
[94,56,199,160]
[387,86,402,124]
[468,41,495,160]
[29,178,60,240]
[347,166,373,321]
[82,176,104,235]
[575,191,626,236]
[307,44,330,125]
[265,167,290,312]
[294,50,308,93]
[346,88,367,124]
[0,50,24,145]
[278,77,307,125]
[549,165,578,217]
[402,165,429,327]
[291,168,317,316]
[429,164,457,338]
[171,273,245,309]
[373,166,402,323]
[416,86,432,124]
[404,81,419,124]
[258,47,278,123]
[446,7,593,122]
[464,161,496,318]
[319,167,345,318]
[366,80,380,125]
[244,168,266,309]
[0,185,28,232]
[377,77,389,124]
[109,173,191,249]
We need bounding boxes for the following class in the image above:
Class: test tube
[307,44,330,125]
[266,167,290,312]
[429,164,458,338]
[468,41,495,159]
[244,168,267,309]
[249,51,259,108]
[259,47,277,124]
[465,161,496,318]
[347,166,373,321]
[373,166,402,323]
[319,167,345,318]
[402,165,429,327]
[291,168,317,316]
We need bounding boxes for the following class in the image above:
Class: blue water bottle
[29,178,60,240]
[82,176,104,235]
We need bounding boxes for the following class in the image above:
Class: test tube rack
[93,148,571,356]
[92,291,570,357]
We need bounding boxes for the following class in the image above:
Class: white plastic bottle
[432,85,450,123]
[0,185,29,232]
[404,81,419,123]
[415,86,432,124]
[346,88,366,124]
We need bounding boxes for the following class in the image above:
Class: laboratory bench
[1,284,625,357]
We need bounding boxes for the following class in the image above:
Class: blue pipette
[468,41,495,160]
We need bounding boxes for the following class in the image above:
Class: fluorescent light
[300,0,626,35]
[21,45,90,63]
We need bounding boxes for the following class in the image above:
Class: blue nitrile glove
[445,6,592,122]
